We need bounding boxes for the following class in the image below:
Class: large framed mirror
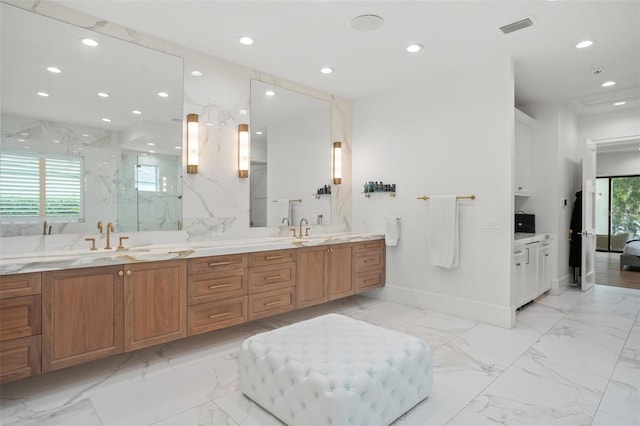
[250,80,332,228]
[0,4,184,236]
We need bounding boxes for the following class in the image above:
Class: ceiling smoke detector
[592,67,605,75]
[499,17,534,34]
[350,14,384,32]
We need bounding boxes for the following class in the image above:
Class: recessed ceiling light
[147,142,155,146]
[131,110,142,115]
[239,109,248,115]
[82,133,90,137]
[238,36,254,45]
[406,43,423,53]
[575,40,593,49]
[52,139,60,144]
[158,91,169,97]
[46,66,62,73]
[148,150,155,154]
[97,92,110,98]
[265,90,275,96]
[601,81,616,87]
[350,14,384,32]
[102,118,111,122]
[81,38,98,47]
[37,92,49,97]
[20,133,28,136]
[613,101,626,106]
[320,67,333,74]
[256,131,263,135]
[17,138,25,142]
[190,70,203,76]
[175,146,182,149]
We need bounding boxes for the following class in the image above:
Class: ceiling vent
[500,17,534,34]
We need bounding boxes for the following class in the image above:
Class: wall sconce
[186,113,199,174]
[332,141,342,184]
[238,123,249,178]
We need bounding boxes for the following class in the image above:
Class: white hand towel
[385,216,400,246]
[428,195,459,268]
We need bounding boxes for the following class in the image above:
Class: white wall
[597,151,640,176]
[352,58,515,328]
[578,108,640,143]
[518,102,579,292]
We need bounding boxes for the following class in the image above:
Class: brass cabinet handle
[208,283,230,289]
[209,261,231,266]
[208,312,230,319]
[264,301,280,307]
[126,270,132,276]
[265,255,284,260]
[264,275,281,281]
[118,270,124,277]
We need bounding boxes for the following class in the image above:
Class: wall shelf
[362,192,396,198]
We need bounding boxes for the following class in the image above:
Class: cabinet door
[514,119,531,195]
[296,247,327,309]
[327,245,353,301]
[42,266,123,372]
[539,243,552,293]
[512,249,526,307]
[523,243,539,303]
[124,260,186,352]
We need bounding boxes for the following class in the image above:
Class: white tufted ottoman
[239,314,433,425]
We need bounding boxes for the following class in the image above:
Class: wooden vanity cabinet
[0,272,42,383]
[124,260,186,352]
[354,240,386,292]
[187,254,248,336]
[296,244,353,309]
[248,250,296,320]
[42,266,123,373]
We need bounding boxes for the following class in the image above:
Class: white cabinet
[514,109,534,196]
[513,236,553,309]
[538,241,552,293]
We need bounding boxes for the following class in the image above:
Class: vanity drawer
[355,270,385,293]
[249,288,295,320]
[0,335,41,384]
[0,295,41,342]
[0,273,41,300]
[187,296,247,336]
[187,270,247,305]
[354,240,384,253]
[248,262,296,293]
[355,250,384,273]
[249,250,296,268]
[188,254,247,275]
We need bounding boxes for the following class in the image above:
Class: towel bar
[416,195,476,201]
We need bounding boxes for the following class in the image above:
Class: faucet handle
[97,220,103,233]
[84,237,97,251]
[117,236,129,251]
[290,228,297,238]
[305,227,311,237]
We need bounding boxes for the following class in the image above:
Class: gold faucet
[97,220,103,233]
[43,220,48,235]
[298,218,309,239]
[105,222,115,249]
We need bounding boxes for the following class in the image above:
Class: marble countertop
[514,233,552,246]
[0,233,384,275]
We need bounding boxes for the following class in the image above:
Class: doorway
[595,175,640,252]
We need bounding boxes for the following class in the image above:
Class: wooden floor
[596,251,640,290]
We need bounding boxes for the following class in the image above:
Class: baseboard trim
[365,285,515,329]
[551,273,571,295]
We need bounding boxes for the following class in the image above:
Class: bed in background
[620,239,640,270]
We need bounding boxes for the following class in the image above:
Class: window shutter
[45,157,82,217]
[0,153,41,216]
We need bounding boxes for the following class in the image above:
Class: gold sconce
[238,123,249,178]
[186,113,199,174]
[332,141,342,184]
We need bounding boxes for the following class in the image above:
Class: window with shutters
[0,151,84,219]
[135,164,159,192]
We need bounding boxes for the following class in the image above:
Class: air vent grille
[500,17,533,34]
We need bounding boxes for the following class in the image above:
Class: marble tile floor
[1,285,638,426]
